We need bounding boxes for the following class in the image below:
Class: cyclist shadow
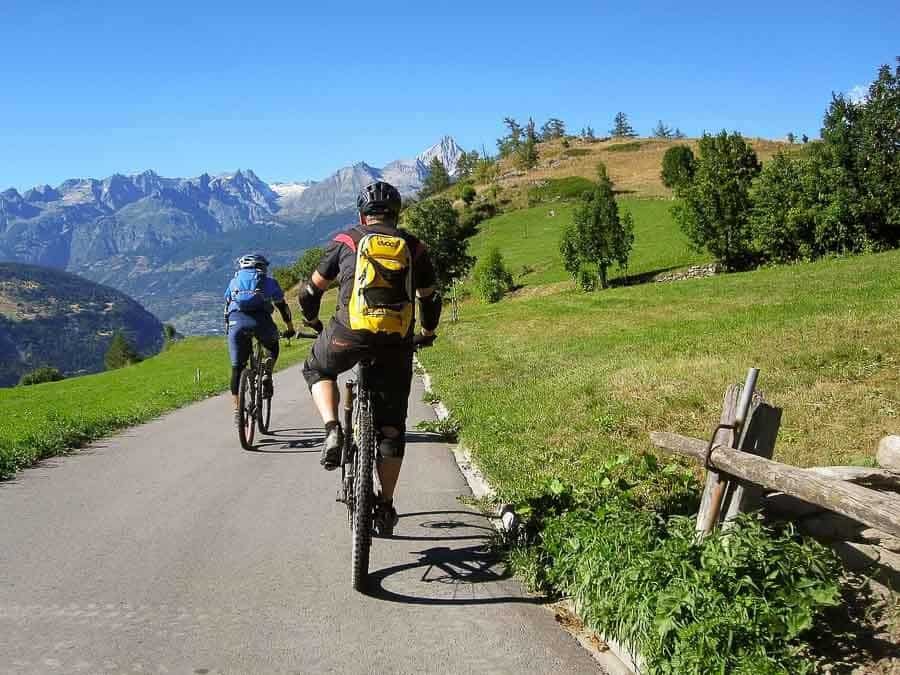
[249,428,323,453]
[364,509,539,606]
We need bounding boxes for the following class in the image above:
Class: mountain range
[0,137,464,333]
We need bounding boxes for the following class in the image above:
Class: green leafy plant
[18,366,65,386]
[415,415,461,441]
[509,453,840,674]
[473,247,514,303]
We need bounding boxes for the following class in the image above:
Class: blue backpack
[230,269,267,312]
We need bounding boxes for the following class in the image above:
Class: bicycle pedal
[335,488,345,503]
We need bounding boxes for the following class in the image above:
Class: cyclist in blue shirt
[224,254,295,425]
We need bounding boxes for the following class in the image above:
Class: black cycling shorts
[302,320,414,431]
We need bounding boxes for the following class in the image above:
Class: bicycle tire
[258,369,272,434]
[238,367,256,450]
[351,388,374,592]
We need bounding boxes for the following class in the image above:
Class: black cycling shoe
[262,375,274,399]
[320,422,343,471]
[373,499,399,537]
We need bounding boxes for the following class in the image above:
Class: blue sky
[1,0,897,190]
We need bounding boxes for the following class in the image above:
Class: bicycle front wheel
[258,372,272,435]
[351,391,374,592]
[238,368,256,450]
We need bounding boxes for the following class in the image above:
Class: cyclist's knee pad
[378,433,405,459]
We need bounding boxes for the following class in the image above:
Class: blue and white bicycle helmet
[237,253,270,272]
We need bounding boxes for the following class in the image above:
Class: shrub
[458,183,477,205]
[105,331,142,370]
[473,247,514,303]
[512,453,841,674]
[19,366,65,386]
[661,145,696,191]
[606,141,643,152]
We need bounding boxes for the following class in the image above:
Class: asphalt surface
[0,364,600,674]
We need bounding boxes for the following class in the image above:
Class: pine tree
[674,128,687,139]
[420,156,451,198]
[105,331,141,370]
[497,117,522,157]
[652,120,673,138]
[517,117,539,169]
[540,118,566,141]
[559,162,634,289]
[610,112,637,138]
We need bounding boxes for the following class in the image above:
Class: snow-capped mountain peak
[417,136,464,176]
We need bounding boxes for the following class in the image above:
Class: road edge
[415,358,637,675]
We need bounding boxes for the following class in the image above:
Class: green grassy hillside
[422,249,900,499]
[469,198,709,290]
[0,335,310,478]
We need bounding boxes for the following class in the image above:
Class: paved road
[0,364,600,674]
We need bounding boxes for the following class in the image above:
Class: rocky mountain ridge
[0,137,464,332]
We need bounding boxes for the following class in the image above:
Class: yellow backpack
[346,231,415,336]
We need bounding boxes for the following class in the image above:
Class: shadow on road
[364,509,541,606]
[249,427,323,453]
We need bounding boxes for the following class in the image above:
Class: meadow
[0,336,310,478]
[424,209,900,500]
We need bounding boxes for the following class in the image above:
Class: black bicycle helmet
[357,181,401,217]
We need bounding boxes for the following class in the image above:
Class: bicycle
[237,328,306,450]
[338,334,434,591]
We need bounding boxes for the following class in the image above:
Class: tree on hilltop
[580,125,596,141]
[541,118,567,141]
[610,112,637,138]
[517,117,540,169]
[652,120,673,138]
[455,150,481,179]
[497,117,523,157]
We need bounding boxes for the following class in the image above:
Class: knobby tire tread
[238,367,256,450]
[351,389,374,592]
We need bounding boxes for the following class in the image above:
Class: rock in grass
[876,435,900,473]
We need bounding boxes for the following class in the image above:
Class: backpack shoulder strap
[333,227,362,253]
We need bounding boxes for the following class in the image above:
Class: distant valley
[0,137,463,333]
[0,263,163,386]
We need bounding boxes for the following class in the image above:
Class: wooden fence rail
[650,430,900,539]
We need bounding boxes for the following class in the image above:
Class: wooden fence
[650,369,900,543]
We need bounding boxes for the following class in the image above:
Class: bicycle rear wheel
[351,390,374,592]
[238,368,256,450]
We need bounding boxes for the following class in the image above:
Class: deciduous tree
[402,198,475,291]
[672,131,761,269]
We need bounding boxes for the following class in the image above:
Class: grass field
[0,335,311,478]
[421,249,900,500]
[469,197,709,289]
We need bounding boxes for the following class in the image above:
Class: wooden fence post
[721,402,782,526]
[695,384,741,536]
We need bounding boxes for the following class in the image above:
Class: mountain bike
[338,334,434,591]
[237,328,308,450]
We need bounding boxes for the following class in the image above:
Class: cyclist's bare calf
[311,378,403,500]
